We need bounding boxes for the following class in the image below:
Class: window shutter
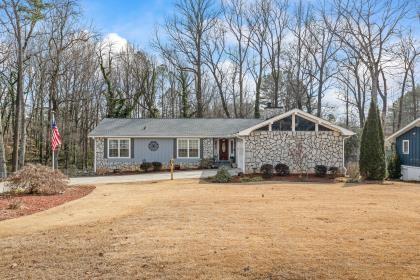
[103,138,108,159]
[173,139,177,159]
[200,139,203,158]
[131,138,135,158]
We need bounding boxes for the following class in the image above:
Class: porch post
[93,137,96,173]
[292,113,296,132]
[242,138,246,172]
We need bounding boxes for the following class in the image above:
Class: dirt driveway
[0,180,419,279]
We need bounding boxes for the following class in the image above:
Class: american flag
[51,118,62,151]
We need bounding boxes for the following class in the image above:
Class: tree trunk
[195,66,203,118]
[18,98,26,168]
[12,45,23,172]
[410,67,417,119]
[397,70,409,129]
[238,45,244,117]
[345,86,349,128]
[0,114,7,178]
[180,71,189,118]
[317,67,324,117]
[370,67,379,105]
[254,63,263,119]
[379,69,387,125]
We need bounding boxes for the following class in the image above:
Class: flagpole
[51,110,61,171]
[52,111,55,171]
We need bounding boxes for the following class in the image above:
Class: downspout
[243,137,246,173]
[93,137,96,174]
[342,136,351,176]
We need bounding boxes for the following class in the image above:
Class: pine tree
[359,102,386,180]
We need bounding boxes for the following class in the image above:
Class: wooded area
[0,0,418,176]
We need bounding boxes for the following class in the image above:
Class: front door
[219,138,229,161]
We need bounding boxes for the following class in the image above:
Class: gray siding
[135,138,173,163]
[396,127,420,167]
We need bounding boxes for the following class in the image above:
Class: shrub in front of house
[328,166,339,177]
[6,164,68,195]
[387,150,402,180]
[152,162,163,171]
[314,165,328,177]
[199,158,214,169]
[140,162,152,172]
[260,164,274,179]
[359,102,386,180]
[212,167,232,183]
[275,163,290,176]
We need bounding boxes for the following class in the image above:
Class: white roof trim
[236,109,355,136]
[386,118,420,142]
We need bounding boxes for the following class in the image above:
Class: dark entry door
[219,139,229,160]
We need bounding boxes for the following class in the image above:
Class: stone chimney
[261,103,283,119]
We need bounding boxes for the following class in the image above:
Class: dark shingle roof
[88,118,263,138]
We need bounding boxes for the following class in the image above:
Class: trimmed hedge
[152,162,163,171]
[328,166,339,177]
[314,165,327,177]
[260,164,274,179]
[275,163,290,176]
[140,162,152,172]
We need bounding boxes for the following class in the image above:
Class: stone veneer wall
[95,137,215,172]
[95,138,138,171]
[244,131,344,174]
[202,138,214,159]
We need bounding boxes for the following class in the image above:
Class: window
[108,138,130,158]
[402,140,409,154]
[177,139,200,158]
[256,125,269,131]
[318,124,332,131]
[272,116,292,131]
[295,116,315,131]
[230,140,235,156]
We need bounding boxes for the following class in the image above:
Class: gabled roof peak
[386,118,420,142]
[237,108,355,137]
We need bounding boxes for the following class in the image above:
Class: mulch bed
[231,173,337,183]
[0,185,95,221]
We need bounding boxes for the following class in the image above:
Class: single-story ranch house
[387,118,420,181]
[88,108,355,174]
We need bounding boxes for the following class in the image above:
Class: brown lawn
[0,179,419,279]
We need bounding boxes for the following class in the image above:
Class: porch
[208,138,237,168]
